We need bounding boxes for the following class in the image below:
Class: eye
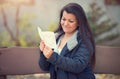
[61,18,66,21]
[69,20,74,23]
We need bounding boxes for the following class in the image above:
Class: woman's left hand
[43,45,53,59]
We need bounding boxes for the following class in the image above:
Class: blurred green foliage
[0,32,15,47]
[18,13,43,47]
[0,13,40,47]
[0,13,59,47]
[47,22,58,32]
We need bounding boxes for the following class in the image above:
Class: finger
[43,47,53,59]
[39,41,45,51]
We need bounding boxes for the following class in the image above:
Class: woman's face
[61,10,78,34]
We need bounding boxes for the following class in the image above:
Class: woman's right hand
[39,40,45,52]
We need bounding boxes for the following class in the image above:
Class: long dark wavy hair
[55,3,95,68]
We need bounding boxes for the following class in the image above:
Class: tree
[0,0,35,46]
[87,2,119,45]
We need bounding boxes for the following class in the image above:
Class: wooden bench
[0,46,120,79]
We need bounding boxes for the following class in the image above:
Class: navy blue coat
[39,31,95,79]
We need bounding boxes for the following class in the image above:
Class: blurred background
[0,0,120,79]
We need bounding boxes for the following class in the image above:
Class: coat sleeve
[39,50,50,71]
[47,40,92,73]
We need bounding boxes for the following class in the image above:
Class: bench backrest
[0,46,120,76]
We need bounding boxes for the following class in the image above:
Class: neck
[64,31,76,37]
[64,33,73,38]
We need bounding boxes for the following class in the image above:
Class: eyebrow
[62,17,76,21]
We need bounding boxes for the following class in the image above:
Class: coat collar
[55,30,79,56]
[66,30,78,50]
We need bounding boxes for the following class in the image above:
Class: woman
[39,3,95,79]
